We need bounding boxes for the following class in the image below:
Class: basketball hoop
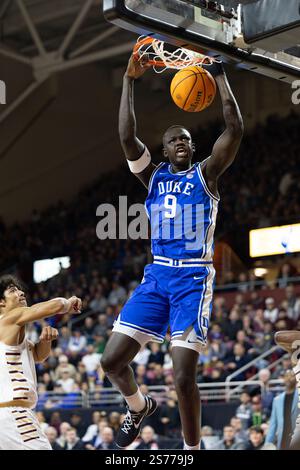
[133,36,219,73]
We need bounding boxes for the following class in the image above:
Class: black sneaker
[116,395,157,448]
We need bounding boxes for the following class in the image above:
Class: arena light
[249,223,300,258]
[254,268,268,277]
[33,256,70,283]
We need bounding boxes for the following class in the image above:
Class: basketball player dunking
[101,55,243,450]
[0,275,82,450]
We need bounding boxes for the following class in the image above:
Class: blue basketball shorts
[113,258,216,350]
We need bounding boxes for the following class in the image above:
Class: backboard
[103,0,300,84]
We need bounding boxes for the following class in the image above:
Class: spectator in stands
[236,392,252,430]
[96,426,117,450]
[235,330,252,352]
[225,344,251,381]
[82,345,101,374]
[230,417,248,442]
[264,298,279,324]
[253,309,265,333]
[133,364,148,387]
[69,413,86,438]
[56,422,71,448]
[57,370,76,393]
[242,426,265,450]
[147,364,166,386]
[278,263,297,289]
[35,411,48,434]
[237,272,249,293]
[200,426,220,450]
[209,331,227,361]
[86,423,114,450]
[214,425,242,450]
[285,285,300,323]
[242,315,254,340]
[221,308,243,341]
[135,426,160,450]
[265,370,298,449]
[159,390,181,438]
[82,411,101,443]
[68,329,87,355]
[45,427,63,450]
[63,428,86,450]
[89,291,108,314]
[49,411,62,434]
[108,412,122,436]
[94,334,107,355]
[107,281,127,306]
[271,355,292,379]
[148,343,165,366]
[75,362,89,385]
[93,314,109,338]
[57,326,71,353]
[258,369,274,417]
[82,317,96,344]
[54,355,77,381]
[105,305,116,328]
[248,396,267,428]
[42,372,55,391]
[132,345,151,366]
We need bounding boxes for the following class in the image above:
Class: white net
[135,35,217,73]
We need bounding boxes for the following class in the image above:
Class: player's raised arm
[6,296,82,327]
[203,63,244,181]
[119,55,156,188]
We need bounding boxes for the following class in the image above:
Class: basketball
[170,66,216,112]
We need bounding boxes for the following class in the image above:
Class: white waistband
[153,255,213,267]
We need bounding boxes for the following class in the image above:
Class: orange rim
[133,37,214,68]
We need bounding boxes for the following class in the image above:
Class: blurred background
[0,0,300,450]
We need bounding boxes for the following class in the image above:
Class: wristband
[127,146,151,173]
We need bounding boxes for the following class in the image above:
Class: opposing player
[275,330,300,450]
[101,55,243,449]
[0,274,82,450]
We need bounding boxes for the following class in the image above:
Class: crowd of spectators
[0,112,300,449]
[0,111,299,279]
[26,280,299,449]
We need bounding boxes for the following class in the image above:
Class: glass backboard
[103,0,300,84]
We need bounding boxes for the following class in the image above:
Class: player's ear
[192,142,196,152]
[0,298,5,309]
[163,147,168,158]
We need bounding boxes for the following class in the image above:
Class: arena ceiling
[0,0,260,59]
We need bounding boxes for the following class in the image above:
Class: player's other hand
[39,326,59,343]
[125,54,151,80]
[67,296,82,314]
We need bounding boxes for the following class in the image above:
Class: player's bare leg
[101,332,157,448]
[101,332,141,395]
[172,345,201,449]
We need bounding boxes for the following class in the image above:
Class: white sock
[124,389,146,412]
[183,441,200,450]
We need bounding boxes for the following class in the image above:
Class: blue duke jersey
[145,161,219,261]
[113,159,219,350]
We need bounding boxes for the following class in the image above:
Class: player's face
[163,127,194,169]
[1,284,27,310]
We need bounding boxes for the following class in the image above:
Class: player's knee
[100,353,119,374]
[174,371,195,394]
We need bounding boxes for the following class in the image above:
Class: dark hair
[0,275,25,300]
[249,426,264,435]
[162,125,191,144]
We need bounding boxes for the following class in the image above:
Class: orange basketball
[170,66,216,112]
